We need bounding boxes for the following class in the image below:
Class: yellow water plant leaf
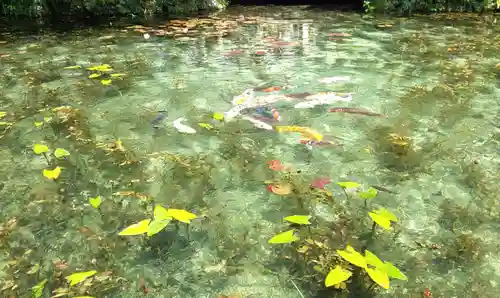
[213,112,224,121]
[325,265,352,287]
[377,208,398,222]
[147,219,171,236]
[118,219,151,236]
[369,212,391,230]
[43,167,61,180]
[360,187,377,199]
[337,181,360,189]
[100,79,112,85]
[34,121,43,127]
[365,267,390,289]
[198,123,213,130]
[88,73,101,79]
[88,196,102,209]
[43,116,52,122]
[87,64,112,71]
[110,73,126,77]
[32,279,48,298]
[153,205,172,220]
[0,111,6,118]
[165,209,197,223]
[383,262,407,281]
[364,250,384,268]
[284,215,311,225]
[268,229,299,244]
[270,183,292,195]
[54,148,70,158]
[63,65,81,69]
[336,245,367,269]
[66,270,97,286]
[33,144,49,154]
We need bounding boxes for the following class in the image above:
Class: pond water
[0,5,499,298]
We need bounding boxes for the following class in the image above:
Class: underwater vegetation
[0,6,499,298]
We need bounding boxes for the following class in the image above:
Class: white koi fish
[173,117,196,134]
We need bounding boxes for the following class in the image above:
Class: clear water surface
[0,5,499,298]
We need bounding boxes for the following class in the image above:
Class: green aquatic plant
[88,196,102,209]
[118,205,197,237]
[326,245,407,290]
[368,207,399,231]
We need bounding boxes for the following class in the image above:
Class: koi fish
[173,117,196,134]
[241,115,273,130]
[255,107,281,121]
[293,92,353,109]
[150,110,168,128]
[275,126,323,141]
[254,86,282,92]
[328,107,384,117]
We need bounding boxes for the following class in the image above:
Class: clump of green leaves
[33,143,71,180]
[325,245,407,289]
[118,205,197,237]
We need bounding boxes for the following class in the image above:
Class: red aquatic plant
[311,177,331,189]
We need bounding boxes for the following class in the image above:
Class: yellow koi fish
[275,126,323,141]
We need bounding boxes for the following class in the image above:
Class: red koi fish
[328,107,384,117]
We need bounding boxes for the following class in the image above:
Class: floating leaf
[268,229,299,244]
[284,215,311,225]
[33,144,49,154]
[88,73,101,79]
[54,148,70,158]
[336,245,367,269]
[364,250,384,268]
[43,116,52,122]
[153,205,172,221]
[325,266,352,287]
[34,121,43,127]
[337,181,360,189]
[88,196,102,209]
[383,262,407,281]
[0,111,6,118]
[365,267,390,289]
[213,112,224,121]
[147,219,171,236]
[165,209,197,223]
[270,183,292,195]
[369,212,391,230]
[360,187,377,199]
[376,208,398,222]
[87,64,112,71]
[32,279,48,298]
[0,121,12,126]
[110,73,126,77]
[118,219,151,236]
[198,122,213,130]
[100,79,112,86]
[63,65,81,69]
[66,270,97,286]
[43,167,61,180]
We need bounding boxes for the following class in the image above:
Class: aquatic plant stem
[41,152,51,165]
[290,278,305,298]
